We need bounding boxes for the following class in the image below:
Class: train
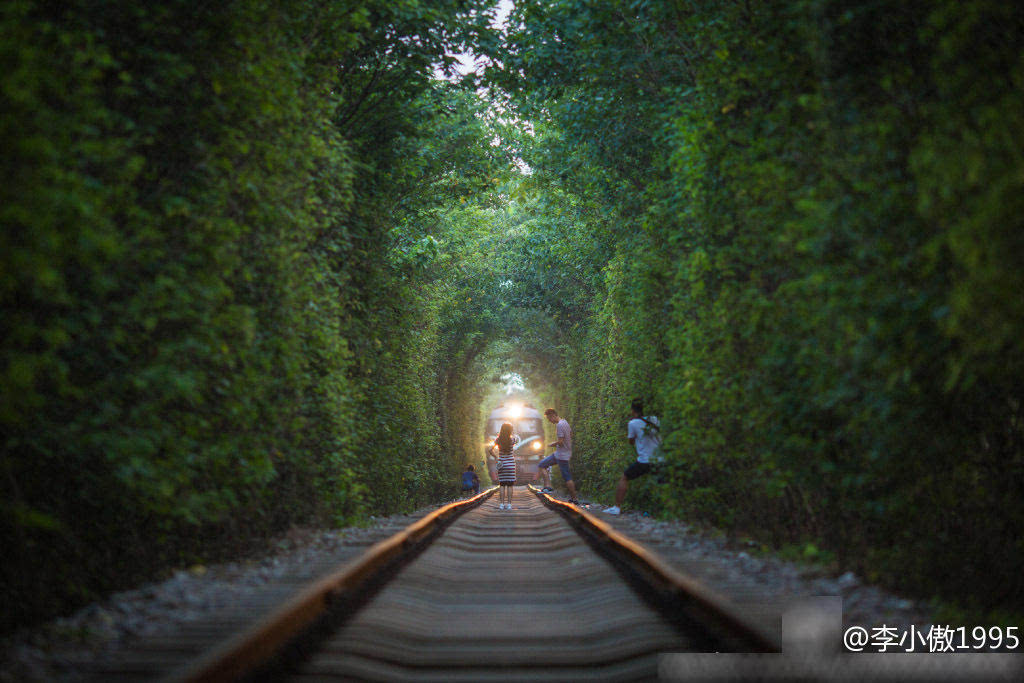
[484,401,546,485]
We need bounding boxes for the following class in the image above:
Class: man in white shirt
[604,399,660,515]
[535,408,581,505]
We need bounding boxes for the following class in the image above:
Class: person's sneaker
[568,498,580,506]
[603,506,621,515]
[541,486,554,493]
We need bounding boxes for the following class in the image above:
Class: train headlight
[532,441,542,450]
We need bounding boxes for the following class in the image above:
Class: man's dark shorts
[624,461,652,481]
[538,454,572,482]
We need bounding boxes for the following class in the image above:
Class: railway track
[88,486,779,682]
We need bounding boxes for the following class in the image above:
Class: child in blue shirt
[461,465,480,495]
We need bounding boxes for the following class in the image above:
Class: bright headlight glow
[532,440,542,450]
[508,403,522,419]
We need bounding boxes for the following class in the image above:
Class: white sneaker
[603,506,621,515]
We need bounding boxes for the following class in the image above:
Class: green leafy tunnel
[3,0,1023,630]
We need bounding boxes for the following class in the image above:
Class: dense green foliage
[481,0,1024,611]
[4,0,1023,630]
[0,0,509,630]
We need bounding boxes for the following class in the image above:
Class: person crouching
[461,464,480,496]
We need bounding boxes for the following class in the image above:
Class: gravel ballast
[1,509,434,682]
[588,504,932,633]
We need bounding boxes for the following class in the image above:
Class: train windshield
[488,417,543,437]
[517,418,542,435]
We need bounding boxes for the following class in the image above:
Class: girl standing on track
[490,422,518,510]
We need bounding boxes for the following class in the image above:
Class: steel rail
[528,485,781,653]
[169,483,777,682]
[168,487,497,683]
